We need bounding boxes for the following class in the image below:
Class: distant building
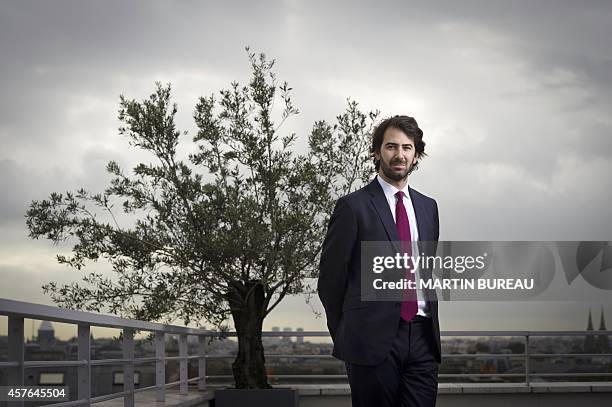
[296,328,304,344]
[584,308,596,352]
[262,326,282,346]
[598,306,610,353]
[584,307,609,353]
[37,320,55,344]
[283,327,292,343]
[272,326,281,341]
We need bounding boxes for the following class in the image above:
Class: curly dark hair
[371,115,427,173]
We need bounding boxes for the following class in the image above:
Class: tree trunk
[227,280,271,389]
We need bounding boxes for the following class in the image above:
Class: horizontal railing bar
[442,331,612,337]
[91,390,130,403]
[204,355,236,360]
[133,356,157,364]
[163,355,202,361]
[133,384,157,394]
[0,298,209,335]
[440,354,526,358]
[0,361,20,367]
[530,353,612,358]
[166,379,182,387]
[90,358,131,365]
[526,331,612,336]
[530,372,612,377]
[24,359,88,367]
[262,354,336,359]
[261,374,351,379]
[294,373,522,379]
[440,331,529,337]
[129,378,204,389]
[21,356,207,368]
[204,354,334,359]
[205,331,331,338]
[439,373,528,377]
[206,374,349,379]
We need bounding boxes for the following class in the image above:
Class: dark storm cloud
[0,147,130,229]
[0,159,47,227]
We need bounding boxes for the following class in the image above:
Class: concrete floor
[95,389,214,407]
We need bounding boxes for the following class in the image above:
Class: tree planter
[214,388,299,407]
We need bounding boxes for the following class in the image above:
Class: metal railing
[0,298,208,406]
[2,298,612,406]
[202,330,612,384]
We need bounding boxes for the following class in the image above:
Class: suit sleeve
[431,199,440,260]
[317,197,357,341]
[433,199,440,242]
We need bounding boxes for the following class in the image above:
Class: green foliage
[25,49,379,331]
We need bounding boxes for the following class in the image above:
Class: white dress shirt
[376,175,429,317]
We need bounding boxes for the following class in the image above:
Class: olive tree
[26,49,378,388]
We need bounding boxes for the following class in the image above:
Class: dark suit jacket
[318,179,441,365]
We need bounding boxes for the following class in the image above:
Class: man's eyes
[386,145,413,150]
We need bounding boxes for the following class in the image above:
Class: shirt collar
[376,174,411,202]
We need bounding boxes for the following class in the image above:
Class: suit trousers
[345,316,439,407]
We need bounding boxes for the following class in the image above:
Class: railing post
[198,334,207,390]
[179,334,188,395]
[78,324,91,403]
[155,331,166,402]
[7,316,24,407]
[123,328,135,407]
[525,333,530,385]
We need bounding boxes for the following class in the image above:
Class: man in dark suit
[318,115,440,407]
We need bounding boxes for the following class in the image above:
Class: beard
[380,158,414,182]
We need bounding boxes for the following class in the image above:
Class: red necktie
[395,191,418,322]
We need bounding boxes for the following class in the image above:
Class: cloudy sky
[1,0,612,340]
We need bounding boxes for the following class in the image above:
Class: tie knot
[396,191,404,199]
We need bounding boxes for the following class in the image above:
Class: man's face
[375,127,418,184]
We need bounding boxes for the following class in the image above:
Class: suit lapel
[367,180,399,244]
[368,180,431,251]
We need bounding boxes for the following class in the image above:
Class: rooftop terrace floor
[94,382,612,407]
